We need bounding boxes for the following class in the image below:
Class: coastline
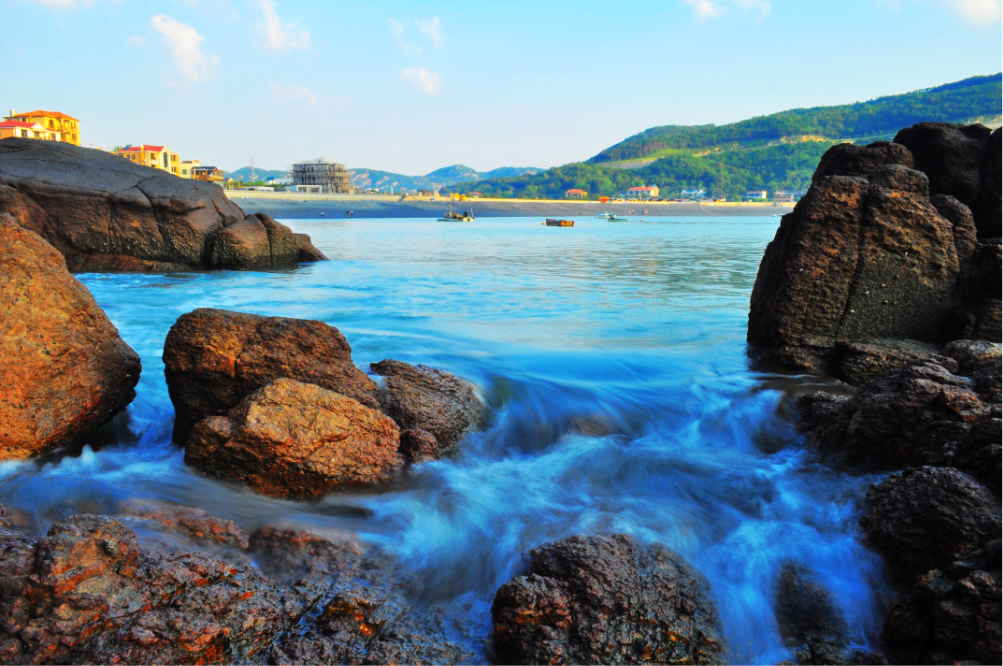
[224,191,796,219]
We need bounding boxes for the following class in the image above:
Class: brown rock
[163,308,379,443]
[860,466,1001,581]
[184,378,403,499]
[834,337,941,385]
[0,213,140,460]
[811,141,914,184]
[796,356,999,484]
[371,359,483,454]
[0,139,325,271]
[0,514,301,664]
[117,498,249,550]
[398,428,441,463]
[491,534,725,665]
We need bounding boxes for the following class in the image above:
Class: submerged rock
[117,498,250,550]
[0,139,325,271]
[163,308,380,443]
[796,355,1001,484]
[371,359,483,456]
[0,213,140,461]
[748,122,1000,374]
[185,378,403,499]
[491,534,724,665]
[0,514,301,664]
[860,466,1001,582]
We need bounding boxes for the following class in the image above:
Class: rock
[883,543,1001,665]
[797,356,999,480]
[398,428,442,463]
[371,359,483,454]
[941,339,1002,376]
[0,514,301,664]
[894,122,1000,237]
[860,467,1001,581]
[117,498,249,550]
[184,378,403,499]
[491,534,724,665]
[811,141,914,184]
[834,337,941,385]
[0,213,140,460]
[0,139,325,271]
[163,308,380,443]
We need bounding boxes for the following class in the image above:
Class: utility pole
[250,157,256,182]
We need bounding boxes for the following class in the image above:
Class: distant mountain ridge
[447,73,1002,201]
[227,164,542,190]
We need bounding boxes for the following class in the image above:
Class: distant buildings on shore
[290,158,354,194]
[2,109,80,145]
[627,185,660,199]
[774,189,808,202]
[565,188,588,199]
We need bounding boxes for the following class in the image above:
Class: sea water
[0,216,889,663]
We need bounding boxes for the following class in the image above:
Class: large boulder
[0,514,301,664]
[894,122,1001,237]
[163,308,380,443]
[859,466,1001,582]
[795,355,1000,484]
[491,534,724,665]
[0,213,140,460]
[185,378,403,499]
[370,359,483,457]
[0,138,325,271]
[749,123,1000,375]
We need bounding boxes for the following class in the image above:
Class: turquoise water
[0,216,887,663]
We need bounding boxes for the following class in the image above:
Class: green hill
[350,164,542,192]
[448,73,1001,201]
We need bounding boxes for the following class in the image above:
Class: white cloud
[681,0,771,19]
[128,35,147,45]
[388,18,404,39]
[258,0,311,53]
[270,84,317,106]
[150,15,218,83]
[942,0,1002,23]
[401,67,442,95]
[415,16,442,47]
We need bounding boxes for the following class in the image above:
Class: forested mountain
[447,74,1001,201]
[350,164,541,191]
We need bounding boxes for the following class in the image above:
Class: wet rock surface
[164,308,380,443]
[0,514,302,664]
[118,498,250,550]
[0,139,325,271]
[0,212,140,461]
[833,337,941,385]
[371,359,483,455]
[796,354,1001,485]
[860,466,1001,582]
[185,378,403,499]
[491,534,725,665]
[748,122,1000,374]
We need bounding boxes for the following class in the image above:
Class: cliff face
[748,124,1000,375]
[0,138,325,272]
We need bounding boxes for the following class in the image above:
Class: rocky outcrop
[0,213,140,460]
[491,534,724,665]
[185,378,403,499]
[882,542,1001,665]
[0,514,302,664]
[894,122,1001,238]
[860,467,1001,582]
[371,359,483,457]
[748,123,1000,375]
[0,138,325,271]
[163,308,380,443]
[118,499,249,551]
[796,354,1000,486]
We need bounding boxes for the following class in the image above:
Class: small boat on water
[597,211,629,222]
[544,218,574,227]
[438,202,475,222]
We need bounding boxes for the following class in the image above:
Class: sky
[2,0,1001,174]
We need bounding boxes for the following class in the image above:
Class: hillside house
[744,190,768,201]
[627,186,659,199]
[115,144,181,175]
[680,188,707,200]
[565,188,588,200]
[4,109,80,145]
[775,189,808,203]
[0,120,62,142]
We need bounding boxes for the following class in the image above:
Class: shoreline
[224,191,796,218]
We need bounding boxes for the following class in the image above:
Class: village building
[774,189,808,203]
[0,120,62,142]
[565,188,588,200]
[680,188,707,200]
[192,165,224,185]
[114,144,181,175]
[627,185,659,199]
[292,158,353,193]
[744,190,768,201]
[178,159,201,179]
[3,109,80,145]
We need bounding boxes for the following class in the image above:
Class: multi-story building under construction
[292,158,353,193]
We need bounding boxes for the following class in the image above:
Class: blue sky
[2,0,1001,174]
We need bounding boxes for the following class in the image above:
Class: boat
[544,218,574,227]
[597,211,629,222]
[438,201,475,222]
[595,211,613,219]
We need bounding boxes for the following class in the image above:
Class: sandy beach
[225,191,796,218]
